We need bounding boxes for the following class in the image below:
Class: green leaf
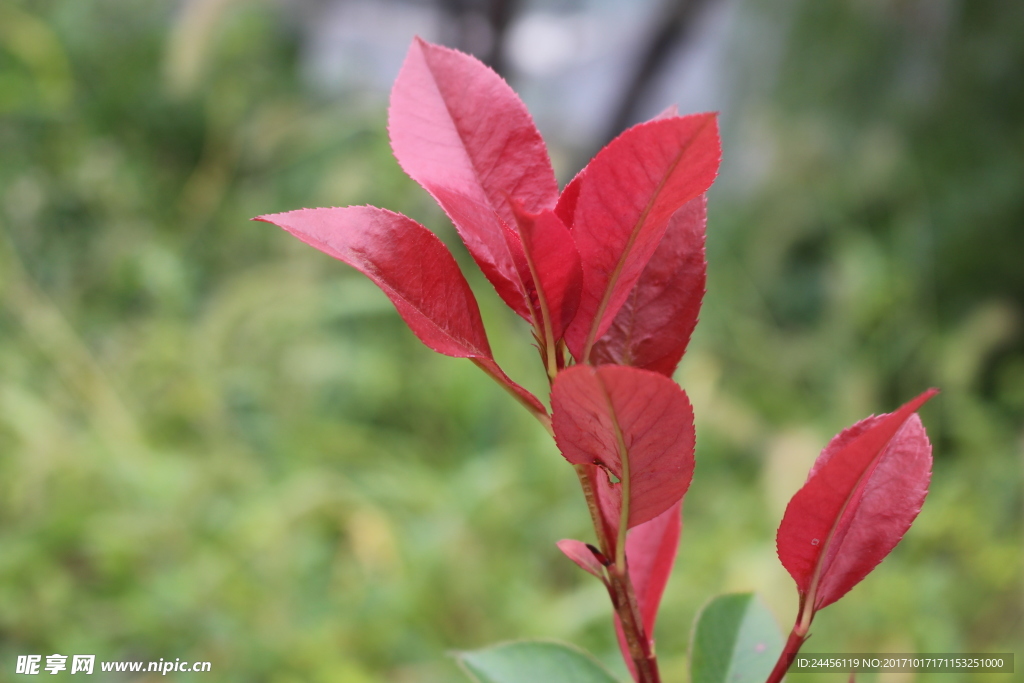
[456,640,623,683]
[690,593,783,683]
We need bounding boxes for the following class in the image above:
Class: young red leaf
[776,389,938,612]
[388,37,559,320]
[590,195,707,375]
[556,539,607,579]
[255,207,545,416]
[612,500,683,680]
[551,365,696,534]
[562,114,721,360]
[507,205,582,345]
[555,172,582,230]
[625,499,682,637]
[554,105,679,232]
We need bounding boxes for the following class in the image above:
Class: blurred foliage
[0,0,1020,682]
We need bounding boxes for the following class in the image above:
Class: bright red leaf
[555,172,582,230]
[561,114,721,360]
[388,37,559,320]
[255,206,544,416]
[776,389,937,612]
[590,194,707,375]
[551,365,695,533]
[506,204,582,345]
[554,105,679,232]
[625,499,682,637]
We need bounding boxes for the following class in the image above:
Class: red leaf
[556,539,606,579]
[776,389,938,612]
[590,195,707,375]
[562,114,721,360]
[555,172,582,229]
[555,106,679,233]
[551,365,695,533]
[255,207,545,415]
[388,37,559,320]
[614,501,682,681]
[507,205,582,344]
[626,500,682,636]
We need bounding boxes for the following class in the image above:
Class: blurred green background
[0,0,1020,681]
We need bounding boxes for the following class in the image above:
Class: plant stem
[764,611,811,683]
[574,465,661,683]
[606,565,661,683]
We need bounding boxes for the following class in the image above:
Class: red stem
[574,465,661,683]
[606,567,661,683]
[764,611,812,683]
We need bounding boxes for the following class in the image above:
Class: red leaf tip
[557,539,607,579]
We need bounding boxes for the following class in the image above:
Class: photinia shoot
[256,37,939,683]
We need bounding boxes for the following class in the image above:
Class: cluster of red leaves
[257,38,936,683]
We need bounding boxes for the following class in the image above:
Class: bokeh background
[1,0,1021,681]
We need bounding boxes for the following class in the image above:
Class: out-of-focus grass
[0,1,1020,682]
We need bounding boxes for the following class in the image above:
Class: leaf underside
[551,365,696,534]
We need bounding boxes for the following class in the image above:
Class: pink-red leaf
[554,105,679,232]
[612,500,683,680]
[776,389,938,612]
[507,205,582,343]
[255,206,544,415]
[625,499,682,637]
[556,539,606,579]
[555,172,583,230]
[562,114,721,360]
[551,365,695,532]
[590,195,707,375]
[388,37,559,320]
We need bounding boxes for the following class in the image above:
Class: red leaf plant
[257,36,939,683]
[766,389,938,683]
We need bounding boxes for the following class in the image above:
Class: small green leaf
[690,593,783,683]
[456,640,622,683]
